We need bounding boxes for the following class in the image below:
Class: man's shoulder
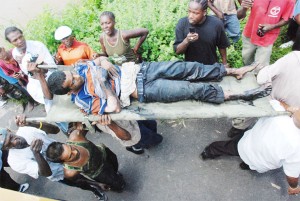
[206,16,224,27]
[176,17,189,26]
[27,40,46,47]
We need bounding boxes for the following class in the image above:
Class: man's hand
[15,114,26,127]
[92,114,112,126]
[30,139,43,153]
[102,59,119,79]
[27,62,42,75]
[186,32,199,43]
[241,0,254,8]
[258,24,274,33]
[92,53,100,60]
[12,72,21,79]
[288,186,300,195]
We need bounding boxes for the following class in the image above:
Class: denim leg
[224,15,241,43]
[135,120,162,149]
[144,79,224,103]
[144,61,226,83]
[138,120,157,133]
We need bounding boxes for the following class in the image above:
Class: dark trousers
[94,147,125,192]
[0,150,20,191]
[287,19,300,51]
[140,61,226,104]
[205,134,244,157]
[135,120,163,149]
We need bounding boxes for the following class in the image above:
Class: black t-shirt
[173,16,230,65]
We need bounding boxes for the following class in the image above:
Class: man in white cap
[0,128,29,192]
[54,25,98,65]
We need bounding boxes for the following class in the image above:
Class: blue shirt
[71,62,121,115]
[0,68,18,84]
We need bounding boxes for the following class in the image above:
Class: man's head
[188,0,208,25]
[46,142,80,163]
[0,47,12,61]
[99,11,116,36]
[4,27,26,51]
[0,128,29,150]
[54,26,74,48]
[48,70,84,95]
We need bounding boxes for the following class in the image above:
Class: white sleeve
[8,151,39,179]
[38,42,55,65]
[257,52,293,85]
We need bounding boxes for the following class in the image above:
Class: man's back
[238,116,300,177]
[257,51,300,107]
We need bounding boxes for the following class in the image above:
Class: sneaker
[126,145,144,155]
[18,183,29,192]
[279,40,294,48]
[200,147,216,160]
[93,190,108,201]
[239,162,250,170]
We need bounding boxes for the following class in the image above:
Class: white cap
[54,26,72,40]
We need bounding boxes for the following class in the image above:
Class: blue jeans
[134,120,163,149]
[223,14,241,43]
[138,61,226,104]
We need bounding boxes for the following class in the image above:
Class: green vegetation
[24,0,291,67]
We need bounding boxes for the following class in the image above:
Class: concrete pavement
[0,101,298,201]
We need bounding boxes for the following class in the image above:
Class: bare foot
[231,63,260,80]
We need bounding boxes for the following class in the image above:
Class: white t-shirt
[12,40,55,75]
[257,51,300,107]
[238,116,300,178]
[8,127,64,181]
[12,40,55,112]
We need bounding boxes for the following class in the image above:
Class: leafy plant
[23,0,291,66]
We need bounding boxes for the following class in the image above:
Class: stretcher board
[30,72,288,122]
[0,188,57,201]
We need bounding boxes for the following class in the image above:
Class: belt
[136,63,147,102]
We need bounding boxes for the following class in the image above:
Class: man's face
[2,131,28,150]
[100,15,115,36]
[61,35,74,48]
[0,47,11,61]
[60,144,80,162]
[62,71,84,92]
[188,2,206,25]
[6,31,26,50]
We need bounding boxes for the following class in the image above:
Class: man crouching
[46,121,125,194]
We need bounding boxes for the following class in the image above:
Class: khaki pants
[242,35,273,66]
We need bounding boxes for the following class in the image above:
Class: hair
[190,0,208,10]
[100,11,116,22]
[4,26,23,42]
[47,71,70,95]
[46,142,64,163]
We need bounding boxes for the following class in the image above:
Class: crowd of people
[0,0,300,200]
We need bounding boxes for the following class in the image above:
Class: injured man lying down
[46,57,271,115]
